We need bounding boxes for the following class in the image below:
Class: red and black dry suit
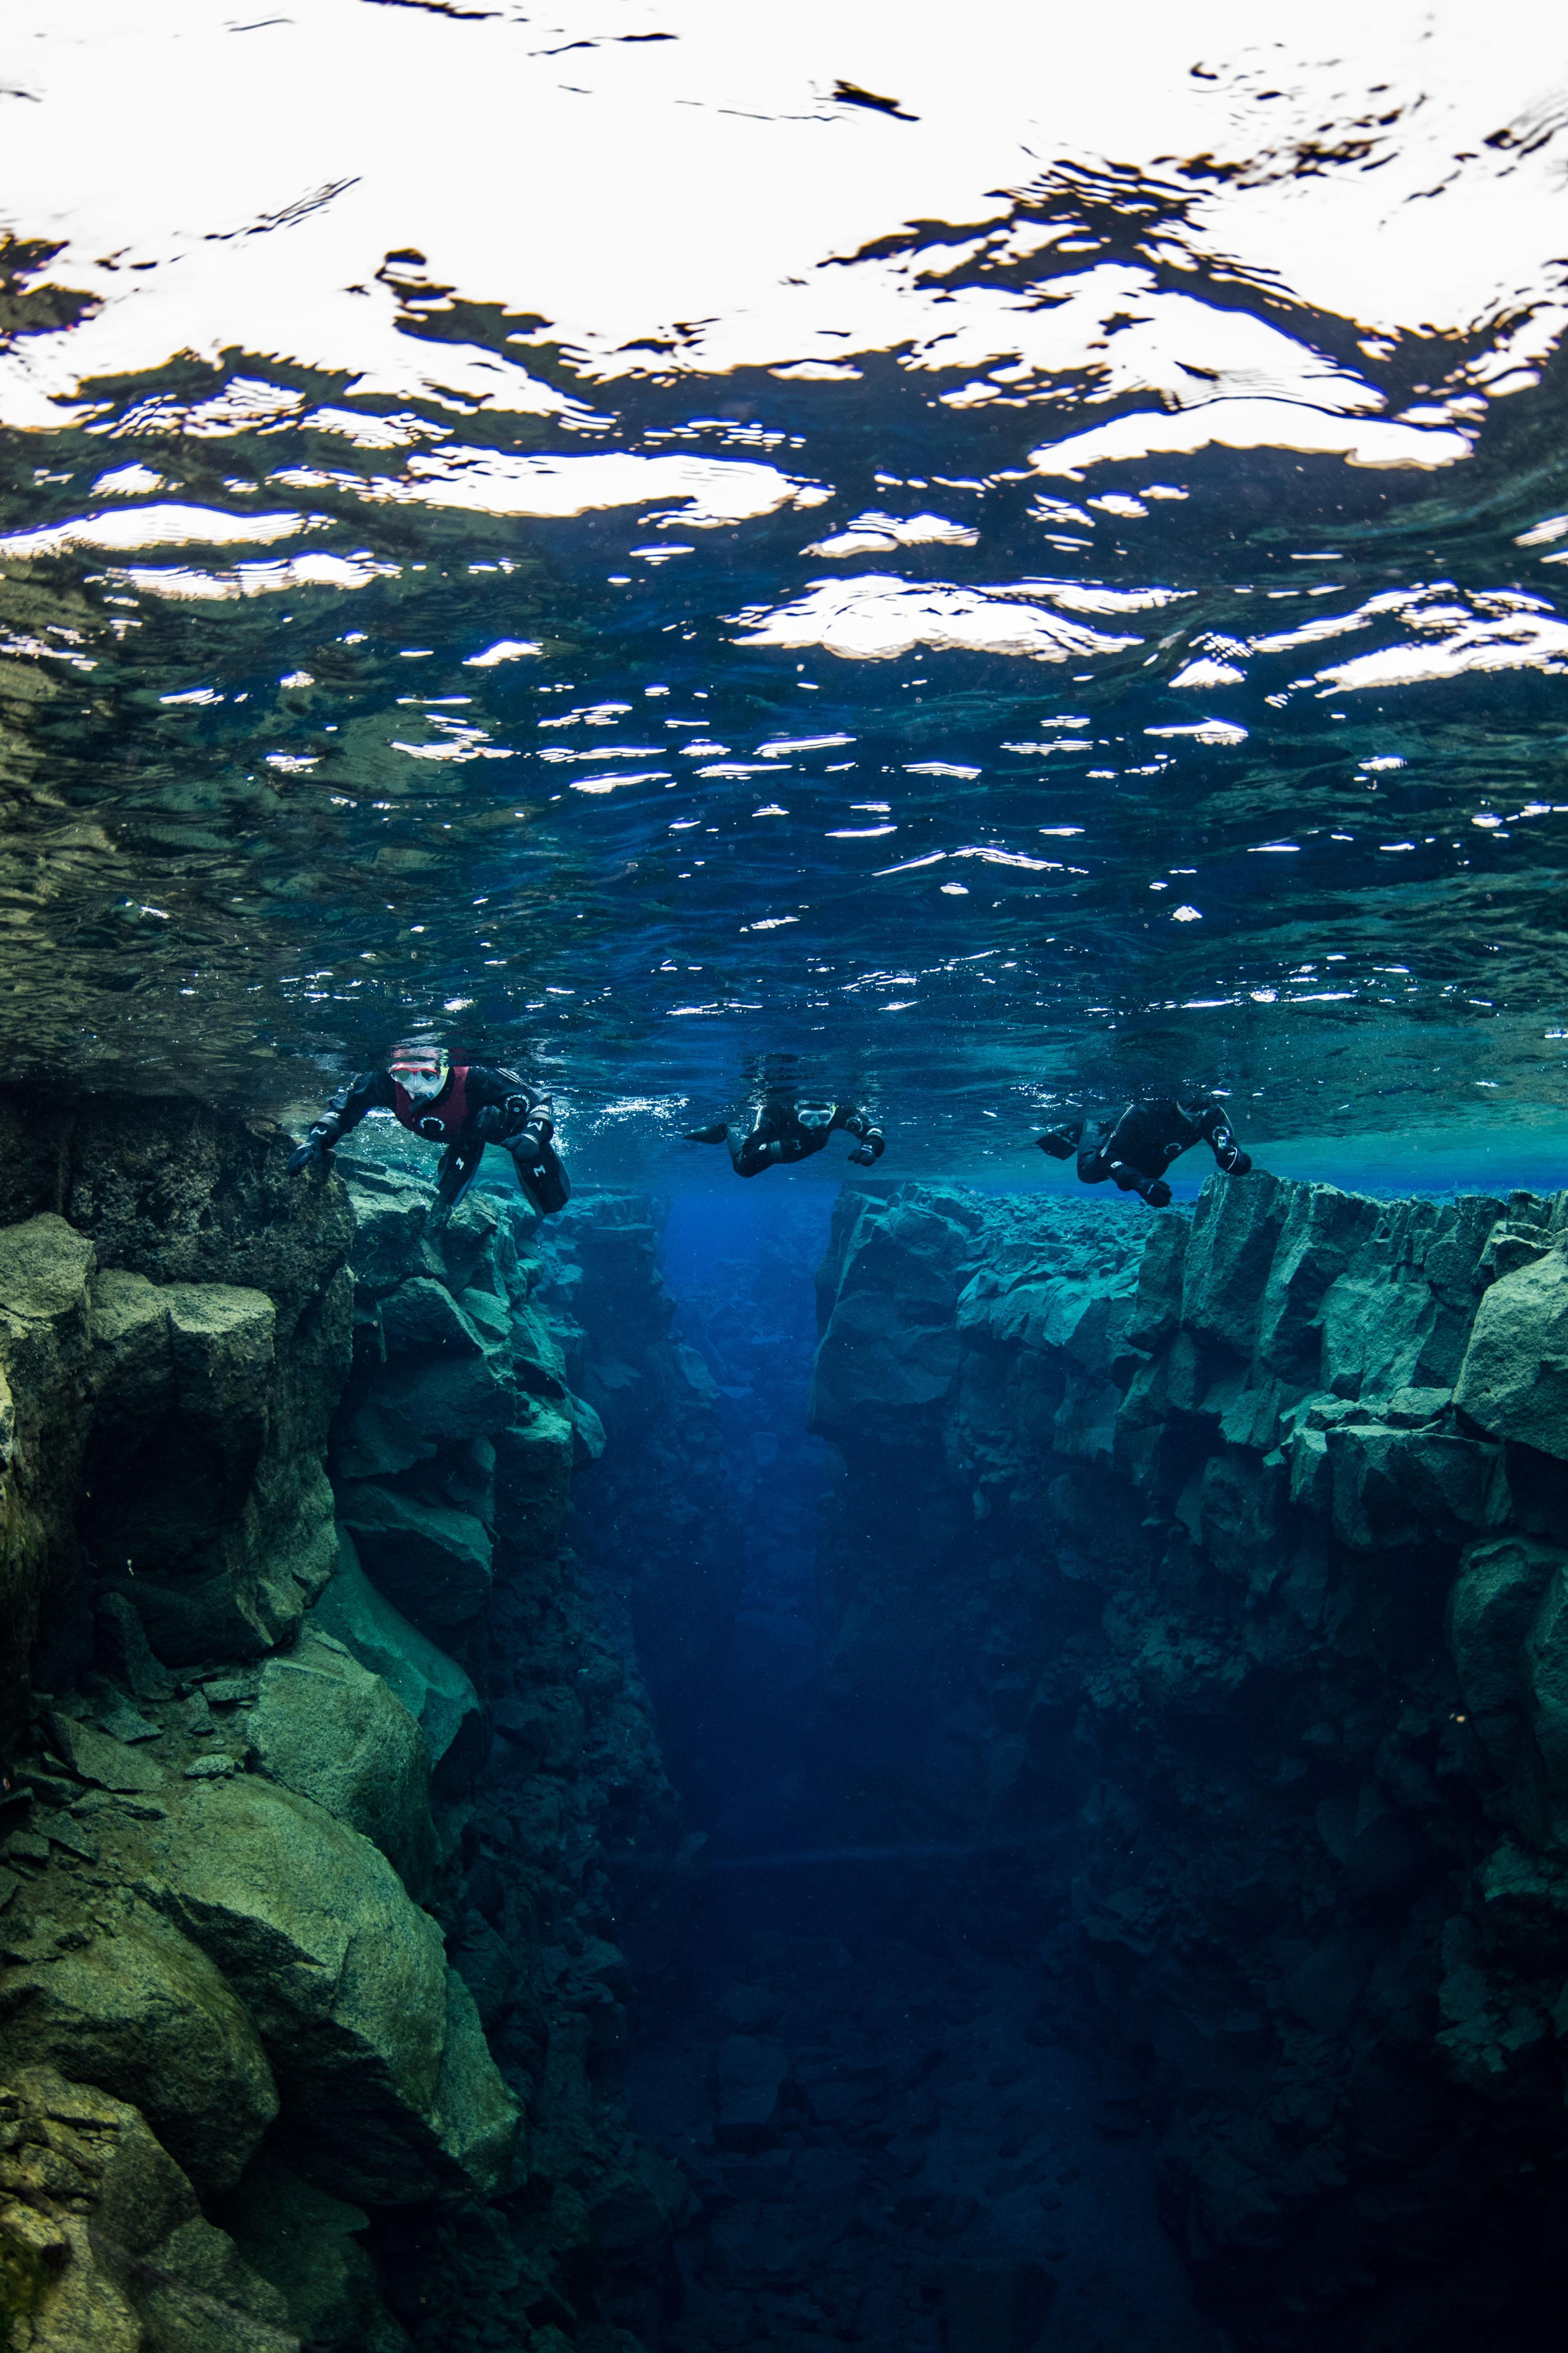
[1040,1096,1250,1207]
[298,1065,568,1214]
[685,1097,885,1178]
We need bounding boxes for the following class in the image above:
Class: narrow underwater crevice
[566,1185,1226,2353]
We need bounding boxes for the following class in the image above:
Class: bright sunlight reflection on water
[2,1,1567,1184]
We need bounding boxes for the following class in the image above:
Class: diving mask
[390,1045,450,1103]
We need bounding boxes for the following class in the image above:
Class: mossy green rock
[341,1168,429,1296]
[335,1352,512,1479]
[138,1777,514,2204]
[379,1277,483,1358]
[1180,1173,1288,1362]
[1454,1250,1568,1459]
[809,1197,973,1435]
[336,1482,493,1631]
[0,2063,294,2353]
[247,1635,437,1889]
[0,1904,277,2195]
[310,1537,482,1773]
[0,1215,95,1324]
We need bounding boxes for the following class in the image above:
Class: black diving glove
[470,1104,506,1141]
[1145,1178,1173,1208]
[287,1124,334,1175]
[1225,1148,1253,1176]
[848,1127,885,1166]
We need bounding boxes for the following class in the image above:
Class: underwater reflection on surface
[1,1,1566,1174]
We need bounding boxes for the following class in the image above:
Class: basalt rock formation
[808,1173,1568,2353]
[0,1095,688,2353]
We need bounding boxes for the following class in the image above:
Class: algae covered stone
[247,1633,437,1888]
[310,1536,483,1775]
[0,2063,294,2353]
[1454,1250,1568,1459]
[336,1481,493,1630]
[0,1902,278,2194]
[0,1214,95,1324]
[138,1775,516,2204]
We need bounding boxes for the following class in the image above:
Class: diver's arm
[288,1070,392,1171]
[835,1103,886,1165]
[467,1067,555,1149]
[1195,1102,1251,1174]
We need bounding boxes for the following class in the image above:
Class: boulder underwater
[136,1774,518,2206]
[0,2062,296,2353]
[0,1898,278,2197]
[309,1534,484,1787]
[245,1631,438,1891]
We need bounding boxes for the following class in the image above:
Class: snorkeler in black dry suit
[1037,1095,1251,1207]
[685,1095,886,1177]
[287,1042,569,1222]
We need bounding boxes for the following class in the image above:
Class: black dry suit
[290,1064,570,1218]
[685,1097,885,1178]
[1039,1095,1250,1207]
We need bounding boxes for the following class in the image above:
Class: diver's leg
[1107,1160,1170,1207]
[509,1135,570,1215]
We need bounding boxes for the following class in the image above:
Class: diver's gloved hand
[1145,1178,1173,1209]
[848,1127,885,1166]
[1037,1131,1076,1161]
[470,1104,506,1141]
[1210,1125,1251,1175]
[286,1123,334,1175]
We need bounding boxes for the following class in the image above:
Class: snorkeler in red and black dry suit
[684,1094,886,1177]
[287,1041,570,1220]
[1037,1095,1251,1208]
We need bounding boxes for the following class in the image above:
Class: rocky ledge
[809,1171,1568,2353]
[0,1096,689,2353]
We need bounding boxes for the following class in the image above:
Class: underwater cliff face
[0,1104,708,2353]
[808,1172,1568,2350]
[8,1115,1568,2351]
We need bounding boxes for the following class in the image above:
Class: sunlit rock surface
[809,1173,1568,2350]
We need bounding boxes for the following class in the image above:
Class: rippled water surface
[4,1,1567,1179]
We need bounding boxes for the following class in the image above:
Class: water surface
[2,2,1566,1184]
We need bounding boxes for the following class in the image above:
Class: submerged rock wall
[0,1099,686,2353]
[809,1173,1568,2353]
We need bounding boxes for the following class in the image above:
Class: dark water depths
[628,1190,1225,2353]
[4,5,1568,1183]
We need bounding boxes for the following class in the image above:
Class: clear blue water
[3,5,1567,1189]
